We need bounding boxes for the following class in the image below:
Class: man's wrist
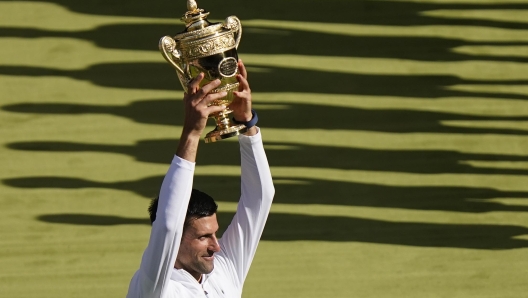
[176,131,201,162]
[244,126,258,136]
[233,112,253,122]
[181,128,202,139]
[232,109,258,129]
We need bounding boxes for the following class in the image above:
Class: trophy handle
[159,36,186,75]
[225,16,242,49]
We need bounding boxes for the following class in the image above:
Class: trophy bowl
[159,0,247,143]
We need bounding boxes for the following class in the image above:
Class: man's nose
[209,236,221,252]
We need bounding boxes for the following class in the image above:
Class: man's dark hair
[148,188,218,228]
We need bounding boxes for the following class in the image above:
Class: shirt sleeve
[126,155,195,298]
[217,128,275,288]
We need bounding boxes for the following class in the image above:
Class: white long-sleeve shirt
[126,129,275,298]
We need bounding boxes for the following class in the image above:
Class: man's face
[175,214,220,280]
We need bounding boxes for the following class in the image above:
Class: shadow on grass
[2,25,528,63]
[37,211,528,249]
[7,139,528,175]
[13,0,528,30]
[4,98,528,135]
[6,174,528,213]
[1,63,528,101]
[39,213,150,225]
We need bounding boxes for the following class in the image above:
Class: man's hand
[230,60,257,136]
[177,73,227,161]
[182,73,227,137]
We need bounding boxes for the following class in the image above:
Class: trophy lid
[174,0,239,41]
[162,0,241,61]
[172,0,227,41]
[181,0,211,31]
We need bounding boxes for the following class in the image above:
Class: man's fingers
[202,91,228,107]
[205,104,227,115]
[238,59,248,80]
[232,90,249,101]
[236,74,250,93]
[187,79,222,106]
[203,92,228,116]
[196,79,222,99]
[187,72,204,94]
[202,79,222,94]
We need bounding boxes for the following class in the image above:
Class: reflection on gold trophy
[159,0,246,143]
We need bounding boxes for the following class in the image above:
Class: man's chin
[199,260,215,274]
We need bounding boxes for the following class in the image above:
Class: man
[126,60,275,298]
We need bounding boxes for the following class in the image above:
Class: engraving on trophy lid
[218,57,238,78]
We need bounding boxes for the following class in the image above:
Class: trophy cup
[159,0,246,143]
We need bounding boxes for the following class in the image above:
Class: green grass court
[1,0,528,297]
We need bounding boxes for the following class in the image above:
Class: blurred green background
[1,0,528,297]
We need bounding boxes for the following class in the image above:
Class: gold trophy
[159,0,246,143]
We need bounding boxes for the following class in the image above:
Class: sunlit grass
[2,0,528,298]
[422,9,528,24]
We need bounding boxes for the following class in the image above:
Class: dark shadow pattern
[4,99,528,135]
[39,213,149,225]
[37,211,528,249]
[2,25,528,63]
[12,0,528,29]
[3,0,528,253]
[6,175,528,213]
[7,139,528,175]
[1,63,527,100]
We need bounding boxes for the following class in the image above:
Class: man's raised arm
[126,76,227,298]
[216,60,275,288]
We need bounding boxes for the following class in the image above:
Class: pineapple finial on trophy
[182,0,209,30]
[187,0,198,12]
